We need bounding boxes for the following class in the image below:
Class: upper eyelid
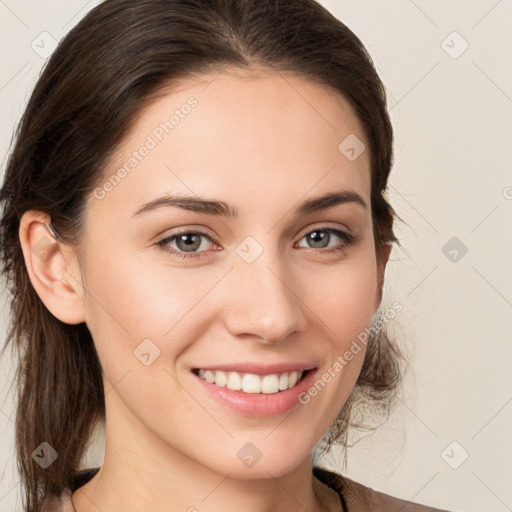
[161,223,351,239]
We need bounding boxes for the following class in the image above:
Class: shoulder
[313,466,453,512]
[342,476,452,512]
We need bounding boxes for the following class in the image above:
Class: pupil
[178,234,200,252]
[309,230,328,248]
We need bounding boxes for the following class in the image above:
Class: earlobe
[19,211,87,325]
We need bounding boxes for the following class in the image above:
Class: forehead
[88,69,371,221]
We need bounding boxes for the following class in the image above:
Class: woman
[0,0,453,510]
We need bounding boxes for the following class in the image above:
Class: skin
[20,68,391,512]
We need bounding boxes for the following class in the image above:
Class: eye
[156,226,358,260]
[295,227,357,255]
[156,230,218,260]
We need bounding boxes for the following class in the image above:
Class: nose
[221,248,308,344]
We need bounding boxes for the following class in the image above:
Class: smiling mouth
[191,368,313,394]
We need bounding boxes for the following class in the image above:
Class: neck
[72,393,341,512]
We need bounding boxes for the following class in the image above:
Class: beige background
[1,1,511,511]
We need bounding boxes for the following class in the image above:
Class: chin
[192,435,313,481]
[218,456,308,481]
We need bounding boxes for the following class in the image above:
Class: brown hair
[0,0,404,509]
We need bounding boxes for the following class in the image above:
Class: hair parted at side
[0,0,405,509]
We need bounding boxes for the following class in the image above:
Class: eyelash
[155,226,358,260]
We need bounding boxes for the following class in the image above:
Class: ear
[374,240,393,311]
[19,211,86,325]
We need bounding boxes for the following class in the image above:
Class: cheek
[83,245,210,340]
[297,247,378,400]
[81,249,201,425]
[303,253,379,344]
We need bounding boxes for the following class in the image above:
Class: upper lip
[192,362,317,375]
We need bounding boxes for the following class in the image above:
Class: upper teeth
[198,369,304,394]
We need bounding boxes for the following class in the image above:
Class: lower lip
[191,369,318,417]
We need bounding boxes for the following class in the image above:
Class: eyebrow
[131,189,367,219]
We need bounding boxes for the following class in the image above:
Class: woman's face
[75,69,388,477]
